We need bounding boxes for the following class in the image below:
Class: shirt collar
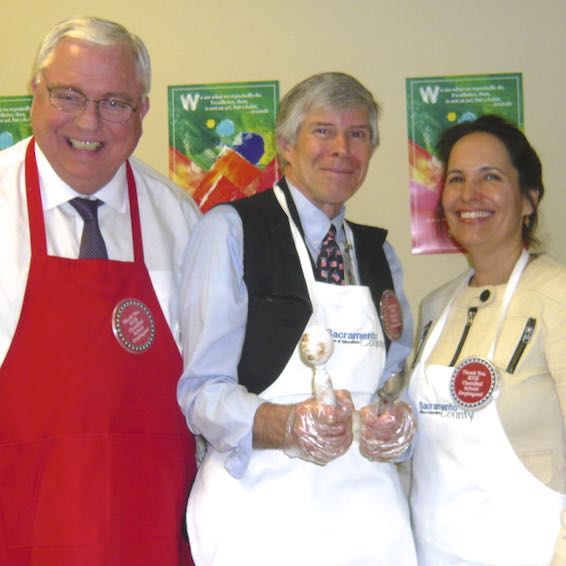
[286,180,346,250]
[34,143,128,214]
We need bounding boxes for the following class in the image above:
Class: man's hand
[359,400,415,462]
[284,390,354,465]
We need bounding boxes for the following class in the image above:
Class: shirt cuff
[224,428,255,478]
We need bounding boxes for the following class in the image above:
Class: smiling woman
[408,115,566,566]
[437,115,543,283]
[441,130,536,286]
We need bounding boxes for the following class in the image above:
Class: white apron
[409,251,566,566]
[187,185,417,566]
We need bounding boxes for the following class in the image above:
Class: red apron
[0,139,196,566]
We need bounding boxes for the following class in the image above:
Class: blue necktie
[315,224,345,285]
[69,198,108,259]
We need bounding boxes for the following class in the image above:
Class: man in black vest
[178,73,418,566]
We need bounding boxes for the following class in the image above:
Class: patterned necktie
[315,224,345,285]
[69,198,108,259]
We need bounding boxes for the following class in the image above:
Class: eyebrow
[477,165,506,174]
[48,81,135,103]
[446,165,507,176]
[309,121,371,130]
[101,92,136,102]
[309,121,333,127]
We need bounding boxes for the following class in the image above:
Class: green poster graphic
[406,73,523,254]
[168,81,279,212]
[0,96,32,150]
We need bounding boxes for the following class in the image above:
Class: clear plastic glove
[284,390,354,465]
[359,399,415,462]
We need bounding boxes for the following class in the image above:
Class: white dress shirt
[0,137,201,362]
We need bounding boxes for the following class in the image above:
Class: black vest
[230,179,394,395]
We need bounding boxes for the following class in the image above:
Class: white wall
[3,0,565,322]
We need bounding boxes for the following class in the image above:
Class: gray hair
[276,72,380,162]
[33,16,151,95]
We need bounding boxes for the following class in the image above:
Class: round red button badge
[112,298,156,354]
[450,357,498,410]
[379,289,404,341]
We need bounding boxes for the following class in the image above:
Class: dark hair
[436,114,544,247]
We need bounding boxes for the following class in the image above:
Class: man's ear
[139,96,150,120]
[277,135,294,164]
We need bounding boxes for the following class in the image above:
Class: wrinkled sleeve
[177,205,264,479]
[547,286,566,564]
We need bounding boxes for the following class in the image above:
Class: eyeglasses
[42,73,139,124]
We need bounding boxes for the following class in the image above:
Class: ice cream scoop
[300,324,334,366]
[377,365,407,408]
[300,325,337,406]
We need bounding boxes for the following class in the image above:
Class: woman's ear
[524,187,540,216]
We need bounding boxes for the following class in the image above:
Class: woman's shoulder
[420,271,470,320]
[523,254,566,300]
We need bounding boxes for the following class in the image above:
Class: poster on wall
[406,73,523,255]
[0,96,32,150]
[168,81,280,212]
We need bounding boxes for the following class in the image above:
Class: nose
[331,133,350,156]
[460,178,480,201]
[74,100,102,129]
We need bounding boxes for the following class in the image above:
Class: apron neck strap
[421,248,530,363]
[273,183,319,313]
[277,179,306,239]
[125,161,143,263]
[25,138,47,256]
[488,248,529,358]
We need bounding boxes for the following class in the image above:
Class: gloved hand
[359,399,415,462]
[284,390,354,465]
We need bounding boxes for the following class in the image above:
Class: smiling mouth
[458,210,492,220]
[67,138,103,151]
[322,167,354,175]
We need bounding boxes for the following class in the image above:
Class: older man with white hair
[0,16,200,566]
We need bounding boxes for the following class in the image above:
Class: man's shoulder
[0,138,29,170]
[128,156,201,222]
[228,188,284,228]
[229,186,276,212]
[129,156,187,198]
[0,140,28,206]
[346,220,388,248]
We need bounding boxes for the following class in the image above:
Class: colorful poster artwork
[406,73,523,254]
[0,96,32,150]
[168,81,280,212]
